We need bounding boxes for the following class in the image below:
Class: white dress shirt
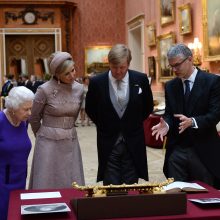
[108,71,129,99]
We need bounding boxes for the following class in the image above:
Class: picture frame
[148,56,156,80]
[146,23,156,46]
[178,3,192,35]
[202,0,220,61]
[157,32,175,82]
[85,46,111,74]
[160,0,175,26]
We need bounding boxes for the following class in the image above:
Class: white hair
[5,86,34,110]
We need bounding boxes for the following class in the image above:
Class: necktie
[184,80,190,103]
[116,80,126,106]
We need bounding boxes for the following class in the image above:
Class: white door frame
[0,28,61,87]
[127,14,145,73]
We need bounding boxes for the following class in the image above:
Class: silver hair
[5,86,35,110]
[167,43,192,59]
[108,44,132,65]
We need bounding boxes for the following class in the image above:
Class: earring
[58,79,60,84]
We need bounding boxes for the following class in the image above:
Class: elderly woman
[29,51,85,189]
[0,86,34,220]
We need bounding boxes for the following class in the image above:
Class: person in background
[86,44,154,185]
[80,76,90,126]
[21,74,33,91]
[1,74,14,97]
[0,86,34,220]
[152,43,220,188]
[1,74,15,109]
[30,75,44,93]
[33,75,45,93]
[29,74,37,93]
[11,75,18,87]
[29,51,85,189]
[17,75,24,87]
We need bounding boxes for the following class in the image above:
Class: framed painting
[157,32,175,82]
[146,23,156,46]
[160,0,175,26]
[85,46,111,74]
[148,56,156,81]
[202,0,220,61]
[178,3,192,35]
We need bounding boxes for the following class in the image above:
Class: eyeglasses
[168,57,188,69]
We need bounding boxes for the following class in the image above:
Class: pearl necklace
[4,109,20,127]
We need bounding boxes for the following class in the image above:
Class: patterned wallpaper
[0,0,126,77]
[72,0,125,76]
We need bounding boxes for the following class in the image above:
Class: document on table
[20,191,62,200]
[163,181,208,193]
[21,203,71,215]
[189,198,220,204]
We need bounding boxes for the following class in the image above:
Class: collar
[182,67,198,84]
[108,70,129,83]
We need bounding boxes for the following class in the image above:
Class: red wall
[72,0,126,76]
[0,0,126,79]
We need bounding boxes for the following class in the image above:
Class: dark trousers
[168,146,214,186]
[103,140,138,185]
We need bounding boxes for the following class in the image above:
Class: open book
[163,181,208,193]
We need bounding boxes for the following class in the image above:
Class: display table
[8,182,220,220]
[144,113,163,148]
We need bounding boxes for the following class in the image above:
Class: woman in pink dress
[29,51,85,189]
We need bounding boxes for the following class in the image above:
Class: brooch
[53,89,58,97]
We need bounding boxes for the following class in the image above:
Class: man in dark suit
[20,74,33,91]
[31,75,44,93]
[85,44,154,185]
[152,43,220,188]
[1,74,14,97]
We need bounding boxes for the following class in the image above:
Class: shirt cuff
[191,117,198,128]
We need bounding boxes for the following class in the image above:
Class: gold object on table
[72,178,174,197]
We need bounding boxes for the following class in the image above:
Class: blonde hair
[108,44,132,65]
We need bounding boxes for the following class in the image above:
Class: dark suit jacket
[32,80,45,93]
[25,80,33,91]
[1,80,13,97]
[163,69,220,179]
[85,70,154,182]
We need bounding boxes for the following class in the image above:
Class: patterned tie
[184,80,190,103]
[116,80,126,106]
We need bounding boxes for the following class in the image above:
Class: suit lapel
[121,71,136,119]
[173,78,185,114]
[102,73,110,99]
[187,70,204,115]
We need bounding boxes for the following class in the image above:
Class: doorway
[0,28,62,87]
[127,15,145,73]
[6,35,55,79]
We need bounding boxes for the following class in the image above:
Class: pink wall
[1,0,219,83]
[72,0,126,76]
[125,0,220,96]
[0,0,126,78]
